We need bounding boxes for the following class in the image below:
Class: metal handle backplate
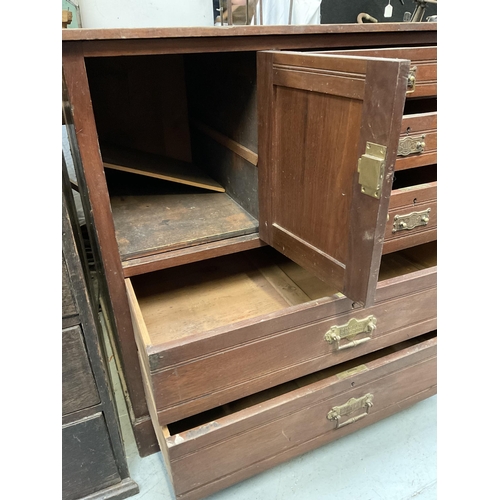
[327,393,374,429]
[325,316,376,351]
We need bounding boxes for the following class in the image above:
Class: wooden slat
[122,233,265,277]
[191,121,258,166]
[101,146,225,192]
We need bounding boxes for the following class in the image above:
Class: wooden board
[129,251,305,345]
[62,325,100,416]
[62,414,121,500]
[108,175,258,261]
[101,145,225,192]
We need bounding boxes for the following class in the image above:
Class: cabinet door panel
[258,51,409,306]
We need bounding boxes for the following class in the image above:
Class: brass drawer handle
[398,134,426,156]
[392,208,431,233]
[324,316,376,351]
[327,393,374,429]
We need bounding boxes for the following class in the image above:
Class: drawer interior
[130,242,436,346]
[167,330,436,435]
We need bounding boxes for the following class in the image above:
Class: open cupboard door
[257,51,410,307]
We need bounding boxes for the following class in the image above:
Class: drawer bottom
[142,333,437,500]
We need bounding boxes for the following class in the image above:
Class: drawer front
[62,412,121,500]
[383,182,437,254]
[318,47,437,98]
[396,112,437,171]
[62,325,100,416]
[165,335,437,500]
[128,268,436,426]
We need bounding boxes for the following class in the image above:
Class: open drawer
[127,242,436,426]
[145,333,437,500]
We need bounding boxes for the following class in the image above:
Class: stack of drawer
[125,46,437,499]
[62,24,437,500]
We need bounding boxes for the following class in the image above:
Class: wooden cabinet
[62,163,139,500]
[62,22,437,498]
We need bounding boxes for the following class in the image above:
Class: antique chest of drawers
[62,162,139,500]
[62,22,437,499]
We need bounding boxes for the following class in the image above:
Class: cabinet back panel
[85,55,192,162]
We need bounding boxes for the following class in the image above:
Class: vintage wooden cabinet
[62,23,437,499]
[62,162,139,500]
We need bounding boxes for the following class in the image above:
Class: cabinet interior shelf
[106,168,259,263]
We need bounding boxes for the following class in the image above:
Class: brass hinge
[357,142,387,199]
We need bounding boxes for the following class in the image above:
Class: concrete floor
[103,320,437,500]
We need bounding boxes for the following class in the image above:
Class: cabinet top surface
[62,22,437,42]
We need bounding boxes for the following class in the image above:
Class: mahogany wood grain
[164,335,437,499]
[122,233,265,277]
[141,245,435,369]
[180,388,435,500]
[319,46,437,98]
[62,42,149,418]
[63,24,437,42]
[62,26,437,455]
[259,50,409,307]
[344,56,410,305]
[129,246,436,426]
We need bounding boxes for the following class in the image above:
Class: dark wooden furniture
[62,23,437,499]
[62,162,139,500]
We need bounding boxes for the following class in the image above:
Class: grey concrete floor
[102,318,437,500]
